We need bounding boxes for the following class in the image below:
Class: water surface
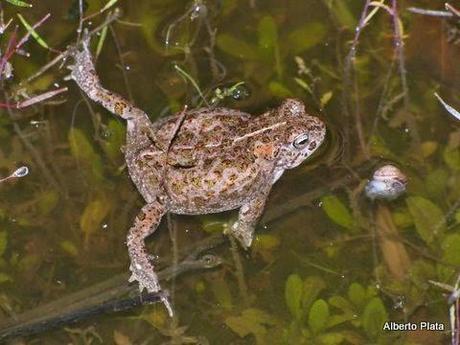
[0,1,458,344]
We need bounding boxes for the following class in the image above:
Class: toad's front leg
[127,200,173,316]
[226,189,272,249]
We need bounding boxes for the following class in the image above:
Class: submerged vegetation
[0,0,459,344]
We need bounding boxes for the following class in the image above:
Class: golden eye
[293,133,309,149]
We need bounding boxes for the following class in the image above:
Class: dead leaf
[114,330,132,345]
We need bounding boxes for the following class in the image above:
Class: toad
[66,34,326,315]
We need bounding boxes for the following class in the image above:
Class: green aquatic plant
[217,17,326,64]
[174,64,208,105]
[320,194,357,232]
[4,0,32,8]
[100,119,125,165]
[210,81,248,105]
[216,14,326,88]
[283,274,390,343]
[0,0,459,343]
[442,234,460,266]
[406,196,446,246]
[35,189,59,215]
[17,14,50,50]
[79,196,112,245]
[285,273,307,320]
[225,308,277,345]
[68,128,105,184]
[0,231,7,258]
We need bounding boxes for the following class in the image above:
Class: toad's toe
[225,221,254,249]
[128,266,174,317]
[129,263,161,293]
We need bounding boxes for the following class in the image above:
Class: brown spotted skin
[67,35,326,306]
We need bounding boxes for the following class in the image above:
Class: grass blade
[96,25,108,58]
[17,13,49,49]
[4,0,32,8]
[174,64,207,106]
[100,0,118,13]
[434,92,460,121]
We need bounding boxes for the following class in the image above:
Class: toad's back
[152,108,268,214]
[152,108,252,152]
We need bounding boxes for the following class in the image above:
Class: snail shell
[365,164,407,200]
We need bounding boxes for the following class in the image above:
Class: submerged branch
[0,234,225,341]
[0,87,68,109]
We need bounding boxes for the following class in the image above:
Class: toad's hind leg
[127,200,173,316]
[67,32,150,123]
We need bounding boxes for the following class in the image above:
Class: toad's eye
[293,133,309,149]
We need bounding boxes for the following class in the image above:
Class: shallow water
[0,0,459,344]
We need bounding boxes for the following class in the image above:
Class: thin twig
[82,0,120,22]
[445,3,460,18]
[369,59,396,139]
[174,64,209,106]
[435,92,460,121]
[344,0,371,80]
[16,87,67,108]
[343,0,372,158]
[4,91,60,190]
[228,236,249,306]
[407,7,453,18]
[0,87,67,109]
[109,25,134,102]
[166,213,180,335]
[77,0,83,39]
[391,0,409,107]
[24,9,121,84]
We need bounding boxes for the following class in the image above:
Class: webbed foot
[224,220,254,249]
[129,262,174,317]
[64,30,98,90]
[128,262,161,292]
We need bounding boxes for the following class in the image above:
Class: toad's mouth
[286,143,325,169]
[284,152,304,169]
